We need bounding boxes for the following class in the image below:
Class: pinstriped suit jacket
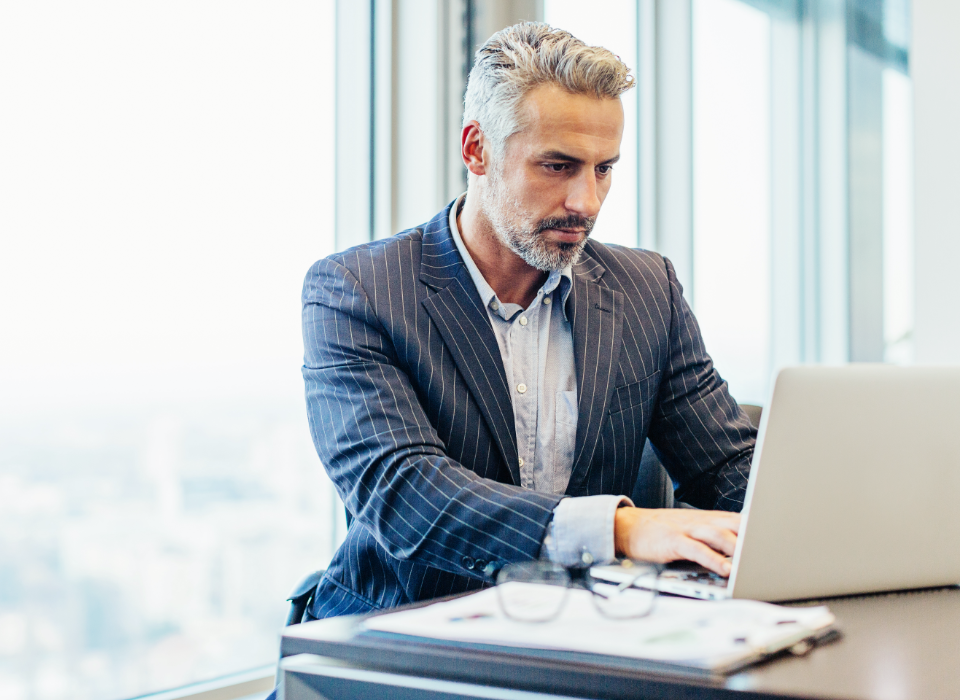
[301,201,755,618]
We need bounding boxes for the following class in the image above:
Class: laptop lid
[728,365,960,601]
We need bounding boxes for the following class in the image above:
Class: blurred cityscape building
[0,401,338,700]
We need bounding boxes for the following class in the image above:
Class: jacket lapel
[565,251,625,495]
[419,207,520,485]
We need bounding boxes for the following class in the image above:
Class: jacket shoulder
[306,202,455,287]
[302,226,426,284]
[326,226,425,270]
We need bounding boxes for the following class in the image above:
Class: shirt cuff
[540,495,634,567]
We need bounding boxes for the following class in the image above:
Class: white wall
[912,0,960,363]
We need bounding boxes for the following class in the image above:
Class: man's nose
[565,170,602,219]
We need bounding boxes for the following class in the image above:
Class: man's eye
[597,165,614,175]
[545,163,568,173]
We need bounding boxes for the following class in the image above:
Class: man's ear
[461,121,488,177]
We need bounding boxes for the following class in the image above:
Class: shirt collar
[448,193,573,319]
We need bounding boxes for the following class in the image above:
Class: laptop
[593,365,960,602]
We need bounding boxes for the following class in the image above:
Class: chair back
[631,403,762,509]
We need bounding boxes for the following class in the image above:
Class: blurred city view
[0,399,338,700]
[0,1,336,697]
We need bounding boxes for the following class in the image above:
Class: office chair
[631,403,762,509]
[285,570,326,626]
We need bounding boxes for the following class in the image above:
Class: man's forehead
[512,84,624,157]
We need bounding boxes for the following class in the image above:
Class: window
[0,2,336,698]
[882,67,913,364]
[692,0,772,404]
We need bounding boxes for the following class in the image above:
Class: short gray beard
[480,169,592,272]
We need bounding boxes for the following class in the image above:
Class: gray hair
[463,22,634,155]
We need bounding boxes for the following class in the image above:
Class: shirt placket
[509,303,540,490]
[534,286,558,492]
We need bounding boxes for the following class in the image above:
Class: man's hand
[614,507,740,576]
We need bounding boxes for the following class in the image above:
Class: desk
[278,586,960,700]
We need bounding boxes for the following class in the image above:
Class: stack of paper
[362,583,836,673]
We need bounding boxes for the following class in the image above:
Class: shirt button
[518,457,525,467]
[462,556,476,570]
[519,316,528,326]
[490,301,499,311]
[543,297,551,305]
[517,383,527,394]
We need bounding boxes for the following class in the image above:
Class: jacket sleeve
[646,256,755,511]
[301,255,563,579]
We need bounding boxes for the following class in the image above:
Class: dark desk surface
[281,586,960,700]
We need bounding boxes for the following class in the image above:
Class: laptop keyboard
[678,571,726,582]
[668,569,729,587]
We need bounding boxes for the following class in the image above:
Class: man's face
[479,84,624,271]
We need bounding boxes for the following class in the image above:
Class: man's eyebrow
[537,150,620,165]
[538,150,582,163]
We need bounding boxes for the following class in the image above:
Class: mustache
[534,215,596,236]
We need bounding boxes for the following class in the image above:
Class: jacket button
[461,556,475,570]
[474,559,487,572]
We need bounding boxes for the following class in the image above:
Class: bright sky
[0,1,335,412]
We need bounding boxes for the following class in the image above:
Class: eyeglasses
[494,559,662,623]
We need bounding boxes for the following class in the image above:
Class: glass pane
[692,0,772,404]
[882,68,914,364]
[543,0,639,248]
[0,2,336,698]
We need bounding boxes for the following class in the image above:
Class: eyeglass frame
[493,558,664,623]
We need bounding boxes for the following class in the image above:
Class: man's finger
[675,537,732,577]
[698,511,741,535]
[688,523,738,557]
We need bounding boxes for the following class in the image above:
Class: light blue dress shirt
[449,195,630,567]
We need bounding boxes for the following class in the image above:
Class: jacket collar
[419,201,465,289]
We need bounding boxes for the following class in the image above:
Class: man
[301,22,754,619]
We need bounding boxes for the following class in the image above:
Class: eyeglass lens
[495,560,659,622]
[496,561,570,622]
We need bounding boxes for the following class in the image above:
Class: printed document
[363,583,836,672]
